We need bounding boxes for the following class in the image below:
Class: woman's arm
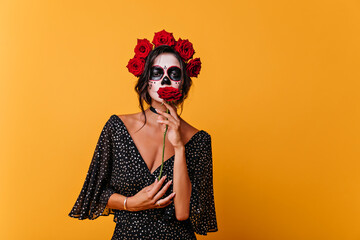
[107,173,186,215]
[173,145,192,221]
[106,193,143,211]
[106,193,128,210]
[155,101,192,221]
[106,176,175,212]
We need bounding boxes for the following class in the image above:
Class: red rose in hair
[157,87,182,102]
[174,38,195,61]
[134,39,153,58]
[186,58,202,77]
[152,30,176,47]
[126,57,145,77]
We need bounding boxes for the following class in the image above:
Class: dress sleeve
[188,132,218,235]
[68,118,116,220]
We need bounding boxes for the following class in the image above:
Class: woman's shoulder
[113,113,139,125]
[112,112,139,121]
[107,113,142,130]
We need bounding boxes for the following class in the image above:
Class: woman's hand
[156,101,184,148]
[127,175,176,211]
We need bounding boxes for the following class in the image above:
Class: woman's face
[148,53,182,103]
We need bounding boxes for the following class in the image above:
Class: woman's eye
[171,73,179,78]
[150,67,164,80]
[168,68,181,80]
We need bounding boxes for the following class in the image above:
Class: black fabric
[68,114,218,239]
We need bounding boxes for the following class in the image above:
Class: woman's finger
[156,109,173,119]
[162,102,180,121]
[162,200,173,208]
[155,192,176,207]
[148,175,167,197]
[157,115,166,121]
[156,119,176,130]
[145,178,159,192]
[155,200,172,209]
[156,110,178,126]
[157,114,173,124]
[153,179,172,202]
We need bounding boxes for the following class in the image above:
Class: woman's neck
[150,100,167,112]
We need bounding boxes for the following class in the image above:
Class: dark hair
[134,45,193,132]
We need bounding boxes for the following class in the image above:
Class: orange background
[1,0,360,239]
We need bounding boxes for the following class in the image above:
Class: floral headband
[126,29,202,79]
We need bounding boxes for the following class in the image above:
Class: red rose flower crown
[126,29,202,78]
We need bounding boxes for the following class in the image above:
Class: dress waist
[113,208,164,223]
[112,208,196,240]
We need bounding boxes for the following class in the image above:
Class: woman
[68,30,218,239]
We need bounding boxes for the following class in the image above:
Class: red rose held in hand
[186,58,202,77]
[174,38,195,61]
[134,39,153,58]
[152,30,176,48]
[157,87,182,102]
[126,57,145,77]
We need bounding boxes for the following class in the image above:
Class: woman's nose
[161,76,171,85]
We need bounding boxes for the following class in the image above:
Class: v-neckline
[113,114,203,175]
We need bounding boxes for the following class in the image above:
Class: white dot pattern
[68,114,218,239]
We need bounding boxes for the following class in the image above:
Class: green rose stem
[157,104,170,181]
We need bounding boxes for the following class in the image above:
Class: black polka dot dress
[68,114,218,239]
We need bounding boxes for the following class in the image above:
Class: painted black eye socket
[168,66,182,81]
[150,66,182,81]
[150,66,164,80]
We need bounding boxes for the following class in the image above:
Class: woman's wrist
[124,197,129,210]
[126,196,135,211]
[174,144,185,151]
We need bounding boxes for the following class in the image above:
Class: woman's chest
[109,135,174,194]
[109,129,201,195]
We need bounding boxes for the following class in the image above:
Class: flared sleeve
[188,132,218,235]
[68,118,116,220]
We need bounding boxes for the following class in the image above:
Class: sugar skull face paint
[148,53,182,103]
[150,66,182,81]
